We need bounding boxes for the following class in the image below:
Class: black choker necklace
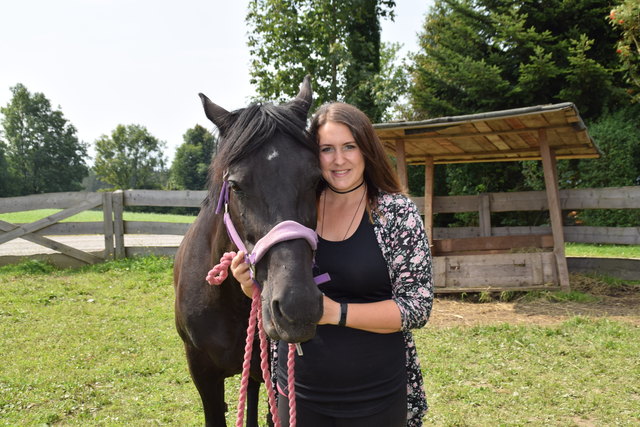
[327,180,365,194]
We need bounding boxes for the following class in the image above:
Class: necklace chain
[320,186,366,241]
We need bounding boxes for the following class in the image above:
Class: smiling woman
[230,101,434,426]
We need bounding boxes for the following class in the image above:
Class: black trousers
[277,386,407,427]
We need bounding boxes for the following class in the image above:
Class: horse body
[174,77,323,426]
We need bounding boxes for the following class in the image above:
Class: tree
[169,125,217,190]
[246,0,398,121]
[570,105,640,226]
[609,0,640,102]
[0,141,12,196]
[343,0,384,120]
[0,83,88,195]
[93,124,166,189]
[411,0,626,120]
[81,169,111,192]
[372,42,410,121]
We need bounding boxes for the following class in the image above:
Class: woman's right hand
[230,251,255,298]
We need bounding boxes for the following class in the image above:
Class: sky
[0,0,433,163]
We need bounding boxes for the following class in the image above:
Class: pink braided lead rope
[235,290,261,427]
[206,252,236,285]
[207,252,298,427]
[287,343,297,426]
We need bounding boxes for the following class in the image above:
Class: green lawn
[1,256,638,425]
[565,242,640,259]
[0,209,196,224]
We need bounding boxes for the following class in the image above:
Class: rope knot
[206,251,237,285]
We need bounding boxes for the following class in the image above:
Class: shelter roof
[374,102,601,164]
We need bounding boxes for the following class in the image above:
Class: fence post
[102,192,114,260]
[395,140,408,191]
[113,190,125,259]
[479,193,491,237]
[424,156,435,245]
[539,129,570,291]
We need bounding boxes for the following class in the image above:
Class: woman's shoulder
[375,191,418,214]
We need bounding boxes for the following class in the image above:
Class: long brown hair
[310,102,404,207]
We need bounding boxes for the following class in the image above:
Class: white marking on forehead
[266,149,279,161]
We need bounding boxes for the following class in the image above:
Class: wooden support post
[102,192,114,260]
[479,193,491,237]
[395,140,408,191]
[424,156,435,246]
[539,129,570,291]
[113,190,125,259]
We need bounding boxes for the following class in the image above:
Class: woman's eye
[320,147,334,153]
[344,144,357,151]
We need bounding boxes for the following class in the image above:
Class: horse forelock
[206,102,315,203]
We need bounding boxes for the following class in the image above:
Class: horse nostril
[271,300,285,322]
[272,299,299,324]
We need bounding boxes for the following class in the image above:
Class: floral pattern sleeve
[373,192,434,331]
[373,192,433,426]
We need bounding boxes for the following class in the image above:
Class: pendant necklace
[320,185,366,240]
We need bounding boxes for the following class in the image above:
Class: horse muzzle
[257,241,324,343]
[261,290,323,342]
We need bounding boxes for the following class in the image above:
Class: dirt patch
[428,275,640,328]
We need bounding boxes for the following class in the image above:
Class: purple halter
[215,179,330,286]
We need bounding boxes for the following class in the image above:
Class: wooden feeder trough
[374,103,601,292]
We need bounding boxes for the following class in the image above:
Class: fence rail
[0,186,638,276]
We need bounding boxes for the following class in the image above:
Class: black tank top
[277,212,406,417]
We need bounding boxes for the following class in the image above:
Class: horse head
[199,76,323,343]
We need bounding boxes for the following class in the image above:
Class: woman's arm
[319,296,402,334]
[377,194,434,331]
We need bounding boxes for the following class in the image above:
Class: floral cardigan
[271,191,434,426]
[372,191,434,426]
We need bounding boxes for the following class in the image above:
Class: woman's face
[317,121,366,192]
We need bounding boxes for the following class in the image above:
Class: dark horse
[174,76,324,426]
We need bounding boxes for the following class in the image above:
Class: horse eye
[228,181,242,193]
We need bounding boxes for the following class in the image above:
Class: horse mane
[206,102,316,203]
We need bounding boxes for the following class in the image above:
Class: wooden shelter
[374,102,601,292]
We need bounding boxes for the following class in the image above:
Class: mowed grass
[1,256,639,425]
[0,209,196,224]
[565,242,640,259]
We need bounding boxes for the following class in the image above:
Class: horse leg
[184,344,227,427]
[246,377,260,427]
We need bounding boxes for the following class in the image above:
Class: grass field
[565,242,640,259]
[0,209,196,224]
[1,256,639,425]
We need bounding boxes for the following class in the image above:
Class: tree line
[1,0,638,226]
[0,83,216,198]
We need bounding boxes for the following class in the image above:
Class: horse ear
[289,75,313,120]
[198,93,231,133]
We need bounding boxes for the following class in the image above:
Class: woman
[231,102,433,426]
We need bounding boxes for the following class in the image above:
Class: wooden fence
[0,186,638,281]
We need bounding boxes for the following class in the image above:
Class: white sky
[0,0,433,163]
